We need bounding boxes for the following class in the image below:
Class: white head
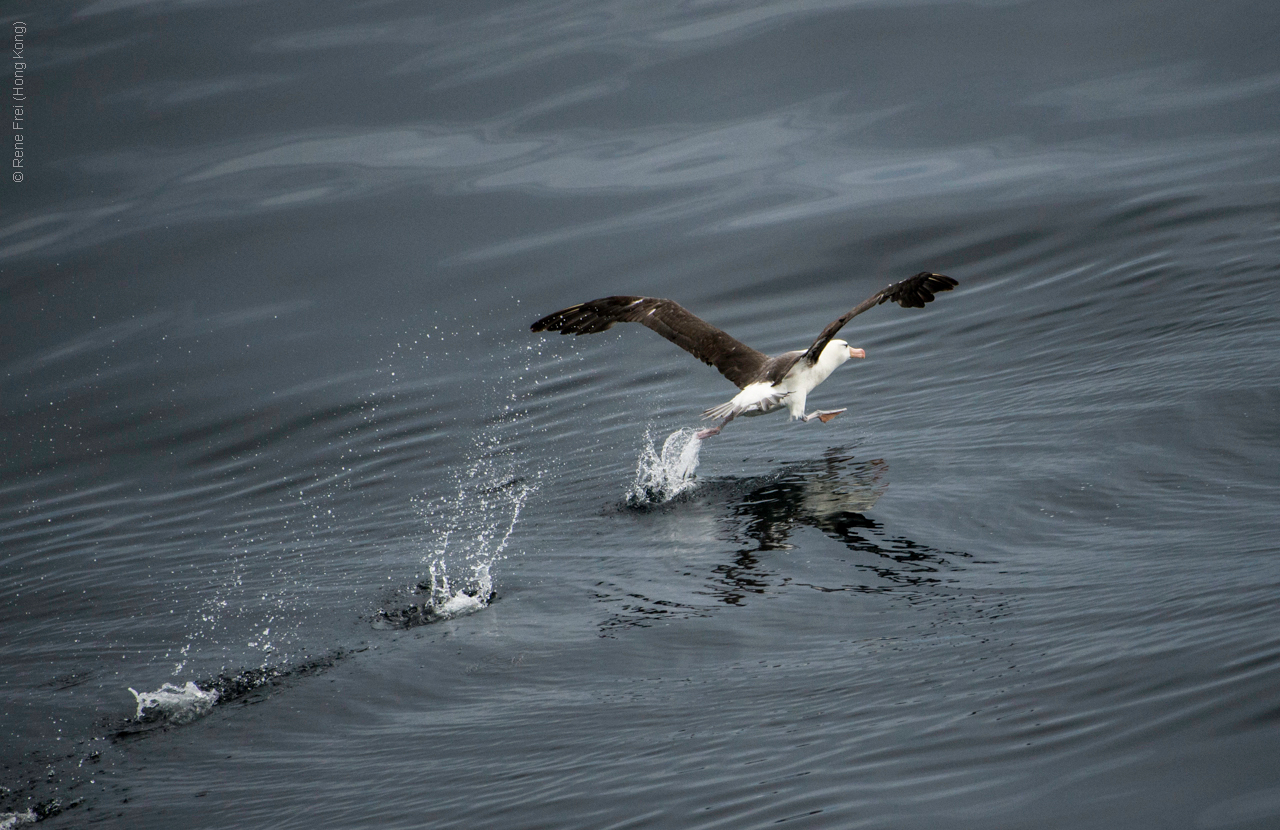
[824,339,866,366]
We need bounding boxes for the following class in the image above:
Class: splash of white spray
[0,809,37,829]
[627,427,703,505]
[414,451,536,619]
[128,681,220,724]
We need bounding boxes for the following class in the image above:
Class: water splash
[120,650,351,737]
[0,810,37,830]
[627,427,703,506]
[419,556,492,619]
[127,681,219,724]
[377,452,536,628]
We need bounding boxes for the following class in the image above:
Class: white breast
[775,341,851,417]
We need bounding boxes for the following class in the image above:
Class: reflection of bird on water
[709,451,960,605]
[735,450,889,550]
[531,272,957,438]
[598,452,966,630]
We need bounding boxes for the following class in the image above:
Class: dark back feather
[531,296,770,389]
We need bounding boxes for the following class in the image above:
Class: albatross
[531,271,957,439]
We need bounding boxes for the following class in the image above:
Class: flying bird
[531,271,957,439]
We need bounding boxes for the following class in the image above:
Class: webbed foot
[802,408,847,424]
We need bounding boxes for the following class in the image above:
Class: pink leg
[696,411,736,439]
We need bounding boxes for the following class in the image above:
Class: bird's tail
[701,400,737,420]
[702,391,788,421]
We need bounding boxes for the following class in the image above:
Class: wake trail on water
[115,461,537,728]
[627,426,704,506]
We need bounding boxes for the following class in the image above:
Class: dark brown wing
[531,296,769,389]
[801,272,958,365]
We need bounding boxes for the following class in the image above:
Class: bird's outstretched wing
[531,296,769,389]
[801,272,958,365]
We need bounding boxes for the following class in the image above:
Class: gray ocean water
[3,1,1280,827]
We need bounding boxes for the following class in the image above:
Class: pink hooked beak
[848,347,866,359]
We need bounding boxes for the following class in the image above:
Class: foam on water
[127,681,220,725]
[627,427,703,506]
[0,810,37,830]
[420,557,492,620]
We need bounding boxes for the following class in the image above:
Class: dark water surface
[3,0,1280,827]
